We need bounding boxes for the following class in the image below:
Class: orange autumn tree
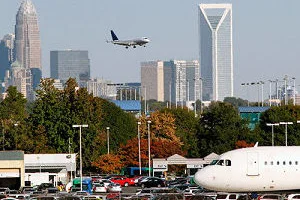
[235,140,255,149]
[91,154,123,174]
[118,111,185,167]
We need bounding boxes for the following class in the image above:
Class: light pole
[144,86,147,114]
[279,122,293,146]
[147,120,151,177]
[137,122,141,175]
[284,75,288,105]
[72,124,88,191]
[68,137,73,183]
[106,127,110,154]
[266,123,279,146]
[292,77,296,106]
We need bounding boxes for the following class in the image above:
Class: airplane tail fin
[110,30,119,41]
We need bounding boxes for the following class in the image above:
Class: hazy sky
[1,0,300,101]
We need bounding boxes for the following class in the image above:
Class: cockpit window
[217,160,224,166]
[210,160,219,165]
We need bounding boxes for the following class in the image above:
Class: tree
[92,154,123,174]
[161,108,199,157]
[258,105,300,146]
[196,102,251,157]
[224,97,248,107]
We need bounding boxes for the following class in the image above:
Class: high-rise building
[141,61,164,101]
[14,0,42,99]
[86,78,117,99]
[164,60,200,106]
[198,4,233,101]
[0,34,14,83]
[141,60,200,107]
[50,50,90,85]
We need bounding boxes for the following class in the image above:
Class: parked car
[138,177,166,188]
[19,186,34,194]
[0,188,10,195]
[107,183,122,193]
[258,194,284,200]
[37,183,54,191]
[286,194,300,200]
[110,176,135,187]
[93,182,107,193]
[216,193,247,200]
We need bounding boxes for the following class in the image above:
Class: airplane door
[247,152,259,176]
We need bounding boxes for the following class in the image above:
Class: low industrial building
[0,151,76,188]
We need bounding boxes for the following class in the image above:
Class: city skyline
[1,1,300,101]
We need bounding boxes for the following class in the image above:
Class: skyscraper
[141,60,200,108]
[0,34,14,82]
[50,50,90,85]
[14,0,42,99]
[199,4,233,101]
[141,61,164,101]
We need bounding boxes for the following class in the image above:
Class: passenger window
[277,161,280,165]
[283,161,286,165]
[225,160,231,166]
[270,161,273,165]
[296,161,298,165]
[264,161,267,165]
[289,161,292,165]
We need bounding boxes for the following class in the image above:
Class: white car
[286,194,300,200]
[93,182,107,193]
[107,183,122,193]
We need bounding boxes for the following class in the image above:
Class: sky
[1,0,300,101]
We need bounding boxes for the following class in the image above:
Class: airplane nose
[194,168,212,189]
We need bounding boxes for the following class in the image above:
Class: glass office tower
[199,4,233,101]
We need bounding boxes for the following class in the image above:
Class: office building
[0,34,14,82]
[141,61,164,101]
[14,0,42,99]
[141,60,200,107]
[86,78,116,99]
[50,50,90,85]
[164,60,200,106]
[199,4,233,101]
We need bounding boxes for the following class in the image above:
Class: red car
[109,176,135,187]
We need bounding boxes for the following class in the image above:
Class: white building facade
[199,4,233,101]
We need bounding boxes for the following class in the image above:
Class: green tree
[161,108,200,157]
[258,105,300,146]
[196,102,251,157]
[0,86,27,150]
[224,97,248,108]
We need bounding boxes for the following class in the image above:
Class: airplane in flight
[107,30,150,49]
[194,144,300,192]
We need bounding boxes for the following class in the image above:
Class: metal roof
[238,106,270,113]
[111,100,141,111]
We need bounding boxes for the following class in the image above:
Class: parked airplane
[194,145,300,192]
[107,30,150,49]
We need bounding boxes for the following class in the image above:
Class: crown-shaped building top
[17,0,37,17]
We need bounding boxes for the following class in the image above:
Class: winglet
[110,30,118,41]
[254,142,258,147]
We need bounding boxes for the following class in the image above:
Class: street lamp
[147,120,151,177]
[72,124,88,191]
[279,122,293,146]
[266,123,279,146]
[106,127,110,154]
[137,122,142,175]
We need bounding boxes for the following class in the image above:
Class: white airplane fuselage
[194,146,300,192]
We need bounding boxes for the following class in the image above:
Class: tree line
[1,78,300,173]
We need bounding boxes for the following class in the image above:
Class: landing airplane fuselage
[109,30,150,48]
[194,146,300,192]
